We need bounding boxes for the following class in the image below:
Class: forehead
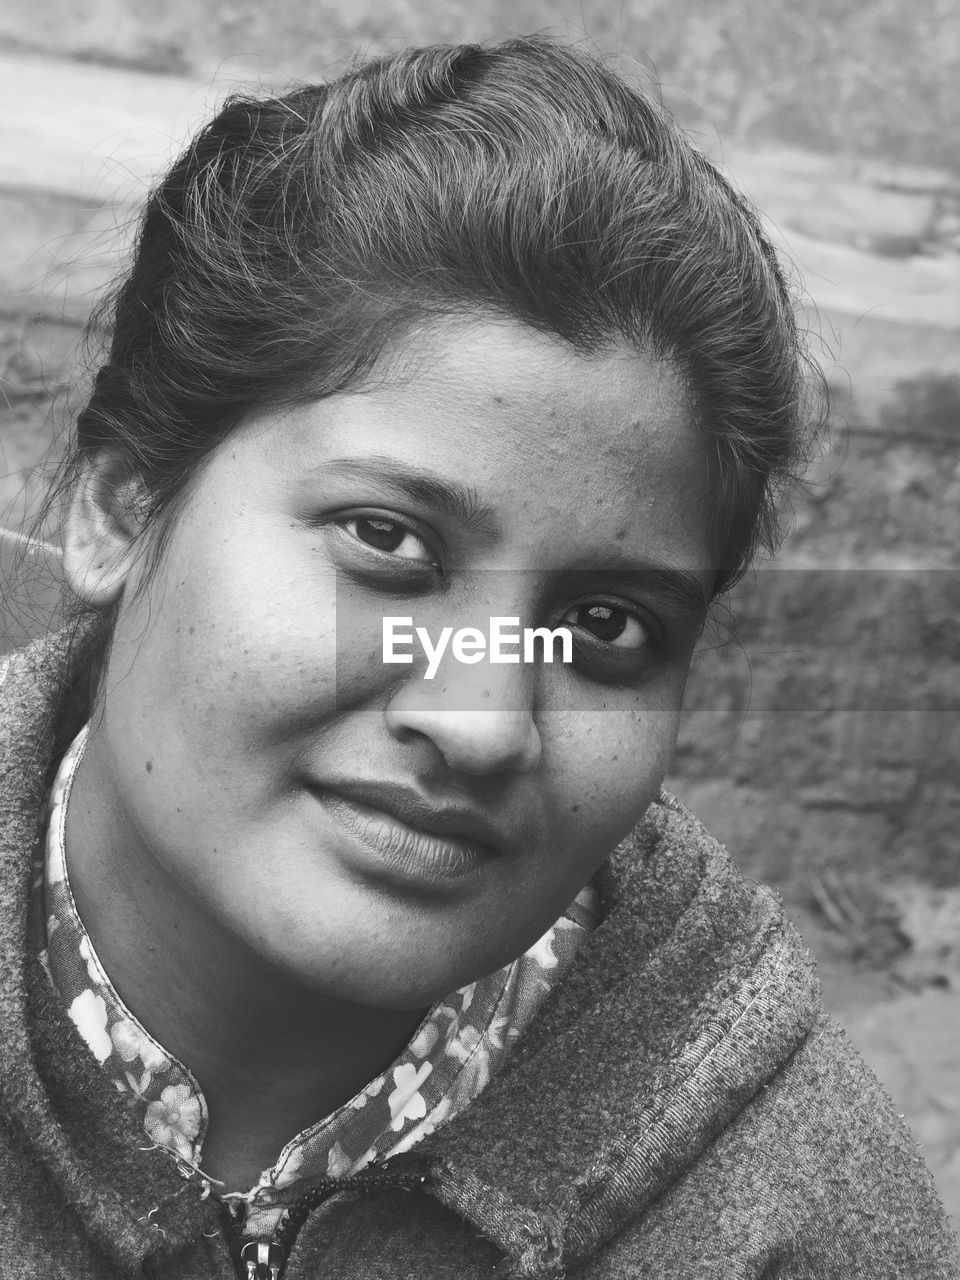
[375,315,691,459]
[251,315,712,570]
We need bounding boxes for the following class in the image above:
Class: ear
[62,452,148,608]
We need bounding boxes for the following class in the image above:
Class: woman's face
[79,317,714,1008]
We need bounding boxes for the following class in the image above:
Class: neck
[63,733,427,1189]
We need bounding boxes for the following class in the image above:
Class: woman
[0,36,956,1279]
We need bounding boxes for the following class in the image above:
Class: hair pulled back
[74,36,814,593]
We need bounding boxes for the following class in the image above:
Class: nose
[384,677,543,776]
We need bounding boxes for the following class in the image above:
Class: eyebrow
[311,454,713,626]
[311,456,501,540]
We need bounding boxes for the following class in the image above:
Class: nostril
[384,702,542,776]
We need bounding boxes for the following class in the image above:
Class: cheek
[105,540,340,759]
[546,706,680,865]
[179,525,338,682]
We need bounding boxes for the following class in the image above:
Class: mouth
[308,782,506,888]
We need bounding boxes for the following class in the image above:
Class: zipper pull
[240,1239,286,1280]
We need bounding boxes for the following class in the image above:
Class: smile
[310,787,502,888]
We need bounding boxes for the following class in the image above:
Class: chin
[257,943,454,1010]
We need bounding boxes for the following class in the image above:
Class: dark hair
[69,35,817,596]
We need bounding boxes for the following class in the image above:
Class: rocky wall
[669,375,960,989]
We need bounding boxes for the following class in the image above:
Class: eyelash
[560,602,656,654]
[335,513,441,568]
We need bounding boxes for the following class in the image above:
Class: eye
[341,516,438,565]
[562,603,650,650]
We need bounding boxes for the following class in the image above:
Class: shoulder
[573,796,958,1276]
[586,1010,959,1279]
[751,1011,959,1275]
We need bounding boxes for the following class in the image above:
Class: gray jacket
[1,627,957,1278]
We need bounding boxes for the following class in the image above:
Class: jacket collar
[0,625,222,1273]
[416,798,820,1274]
[0,626,820,1277]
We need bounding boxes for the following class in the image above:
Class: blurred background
[1,0,958,1224]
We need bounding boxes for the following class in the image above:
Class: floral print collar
[39,723,602,1237]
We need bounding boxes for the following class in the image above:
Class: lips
[309,782,507,888]
[313,779,512,855]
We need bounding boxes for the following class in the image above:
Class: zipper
[231,1154,434,1279]
[239,1240,285,1280]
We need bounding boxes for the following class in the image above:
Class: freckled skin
[68,317,714,1015]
